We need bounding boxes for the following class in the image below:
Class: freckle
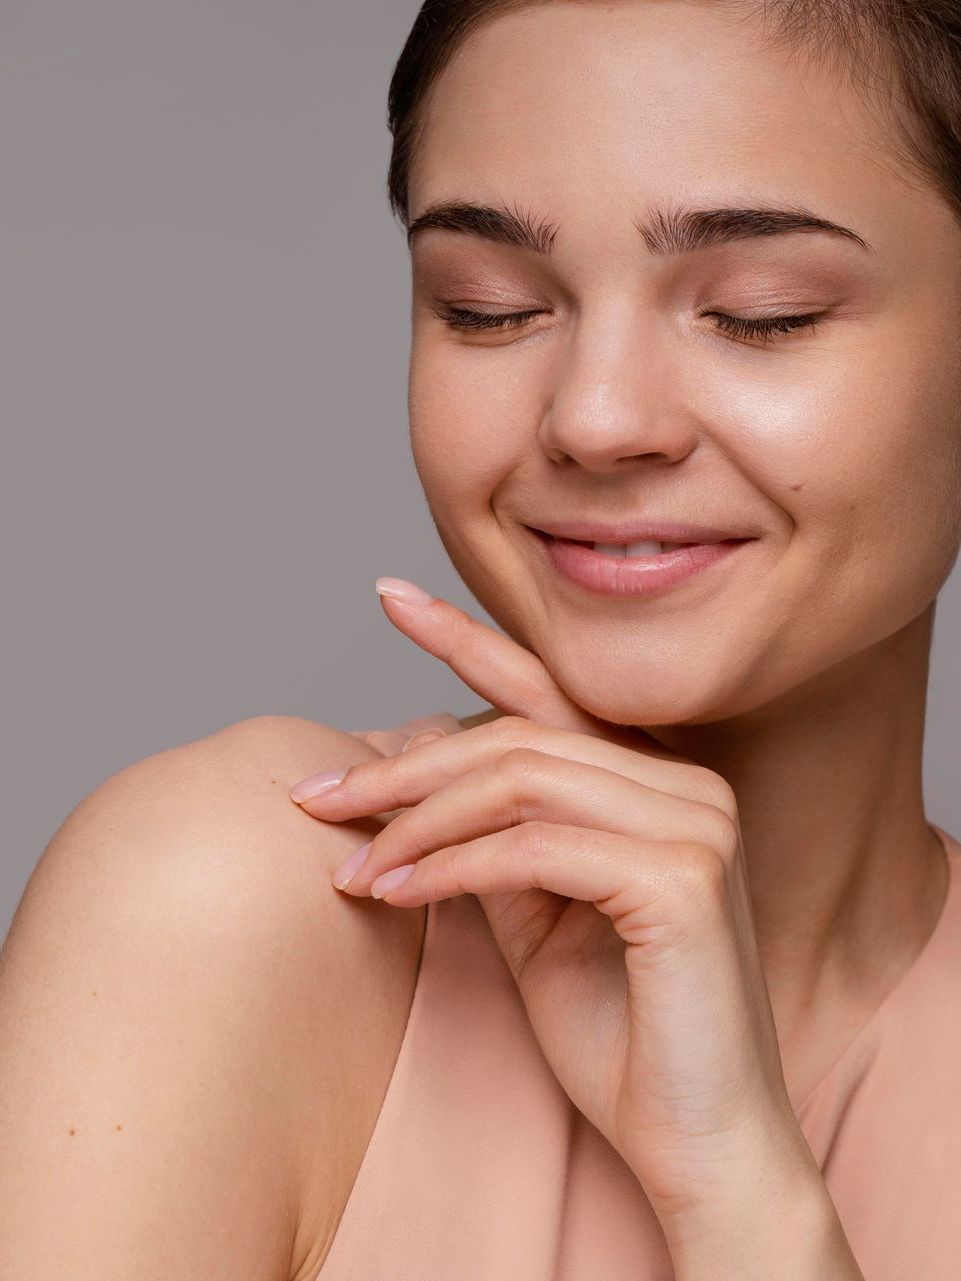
[115,1124,123,1131]
[270,778,277,785]
[68,1127,76,1135]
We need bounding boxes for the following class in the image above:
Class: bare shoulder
[0,714,427,1281]
[188,715,431,1276]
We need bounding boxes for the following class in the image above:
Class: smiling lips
[529,517,759,544]
[528,525,756,597]
[567,537,695,556]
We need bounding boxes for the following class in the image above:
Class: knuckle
[698,804,740,861]
[513,819,553,863]
[499,745,542,776]
[473,748,542,830]
[494,714,530,745]
[676,841,728,896]
[689,766,738,816]
[375,812,428,862]
[710,775,739,817]
[497,749,549,818]
[443,838,472,889]
[717,808,741,857]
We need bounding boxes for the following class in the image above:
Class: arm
[0,716,412,1280]
[655,1144,866,1281]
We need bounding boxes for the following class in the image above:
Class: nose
[537,315,700,472]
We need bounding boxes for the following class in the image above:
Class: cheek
[408,337,534,512]
[407,337,548,651]
[815,328,961,596]
[871,364,961,613]
[727,325,961,637]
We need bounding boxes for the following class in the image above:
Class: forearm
[661,1173,865,1281]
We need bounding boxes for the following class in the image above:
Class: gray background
[3,1,959,940]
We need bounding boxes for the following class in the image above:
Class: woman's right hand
[347,710,465,758]
[345,708,504,821]
[348,706,504,757]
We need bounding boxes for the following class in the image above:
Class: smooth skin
[404,1,960,1099]
[0,716,429,1279]
[296,589,876,1271]
[2,0,960,1275]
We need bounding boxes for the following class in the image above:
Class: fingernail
[375,577,434,605]
[290,768,348,803]
[401,728,447,752]
[332,841,372,890]
[371,864,416,899]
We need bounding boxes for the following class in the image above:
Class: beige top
[316,824,961,1280]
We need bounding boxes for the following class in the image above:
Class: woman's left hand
[290,583,824,1237]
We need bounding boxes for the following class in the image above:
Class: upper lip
[528,518,759,545]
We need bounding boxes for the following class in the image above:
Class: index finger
[375,581,669,756]
[291,715,708,820]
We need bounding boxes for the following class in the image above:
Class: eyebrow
[406,199,875,256]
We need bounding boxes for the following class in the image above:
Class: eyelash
[432,305,824,343]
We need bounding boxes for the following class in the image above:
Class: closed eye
[431,304,826,344]
[431,305,542,332]
[707,311,824,342]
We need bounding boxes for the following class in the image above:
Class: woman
[2,1,960,1276]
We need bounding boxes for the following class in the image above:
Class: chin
[542,661,723,730]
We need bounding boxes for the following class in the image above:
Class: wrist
[640,1109,865,1280]
[661,1165,864,1281]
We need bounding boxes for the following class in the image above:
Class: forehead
[409,2,930,254]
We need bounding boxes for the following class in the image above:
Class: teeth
[592,540,669,557]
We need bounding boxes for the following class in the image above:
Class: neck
[646,604,950,1030]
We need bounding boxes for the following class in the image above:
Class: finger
[346,712,463,749]
[457,706,504,731]
[349,726,450,818]
[393,711,465,737]
[336,749,732,896]
[364,728,416,757]
[376,581,653,750]
[291,715,720,817]
[365,823,710,944]
[401,727,448,752]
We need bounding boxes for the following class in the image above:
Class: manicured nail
[401,728,447,752]
[332,842,372,890]
[290,768,347,804]
[371,864,416,899]
[375,577,434,605]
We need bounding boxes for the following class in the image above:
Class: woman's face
[406,1,961,727]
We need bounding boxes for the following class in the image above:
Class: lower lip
[530,530,752,598]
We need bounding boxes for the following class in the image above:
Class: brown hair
[385,0,961,230]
